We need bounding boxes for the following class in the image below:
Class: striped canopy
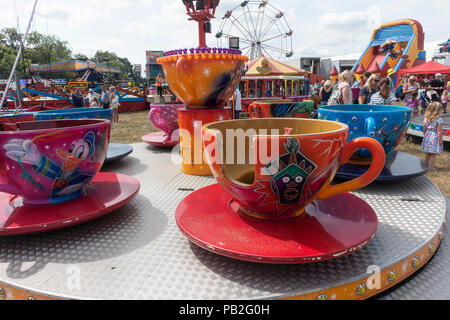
[245,56,308,77]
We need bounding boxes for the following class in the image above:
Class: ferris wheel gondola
[215,0,294,61]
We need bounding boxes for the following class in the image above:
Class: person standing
[233,88,242,119]
[71,89,85,108]
[441,90,448,114]
[156,73,164,98]
[327,70,355,105]
[319,80,333,106]
[86,89,100,108]
[110,86,120,123]
[387,69,397,94]
[101,86,111,109]
[421,102,444,170]
[402,76,419,106]
[359,74,381,105]
[0,91,8,112]
[429,74,445,113]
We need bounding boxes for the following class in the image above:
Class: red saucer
[141,131,179,148]
[0,173,140,236]
[176,184,378,264]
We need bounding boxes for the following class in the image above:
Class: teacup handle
[149,108,163,128]
[316,137,385,200]
[0,174,22,196]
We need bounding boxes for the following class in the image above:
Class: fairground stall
[239,56,310,110]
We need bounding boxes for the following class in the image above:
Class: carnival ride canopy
[28,60,121,74]
[398,60,450,76]
[244,56,308,78]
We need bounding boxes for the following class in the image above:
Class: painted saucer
[105,143,133,164]
[141,131,179,148]
[337,151,429,181]
[0,172,140,236]
[176,184,378,264]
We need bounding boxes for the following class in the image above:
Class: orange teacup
[203,118,385,221]
[157,48,248,108]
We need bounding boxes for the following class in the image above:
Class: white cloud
[435,0,450,13]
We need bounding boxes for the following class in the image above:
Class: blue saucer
[336,151,429,181]
[105,143,133,164]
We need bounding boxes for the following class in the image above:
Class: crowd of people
[314,69,448,114]
[70,86,120,123]
[313,69,448,170]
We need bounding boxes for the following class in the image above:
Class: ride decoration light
[157,48,248,64]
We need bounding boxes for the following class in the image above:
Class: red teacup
[203,118,385,220]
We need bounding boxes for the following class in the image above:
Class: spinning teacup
[318,105,413,158]
[149,104,183,140]
[157,48,248,108]
[203,118,385,220]
[0,119,110,205]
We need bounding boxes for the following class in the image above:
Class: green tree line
[0,28,136,80]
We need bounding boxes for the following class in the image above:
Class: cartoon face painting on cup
[0,119,110,205]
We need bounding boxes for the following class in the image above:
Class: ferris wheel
[215,0,294,61]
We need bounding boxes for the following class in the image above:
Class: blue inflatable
[36,108,113,121]
[317,105,412,156]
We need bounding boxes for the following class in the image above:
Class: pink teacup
[149,104,183,140]
[0,119,110,205]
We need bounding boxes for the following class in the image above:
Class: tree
[0,28,72,79]
[91,50,133,79]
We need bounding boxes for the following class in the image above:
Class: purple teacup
[149,104,183,140]
[0,119,110,205]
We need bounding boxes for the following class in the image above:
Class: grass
[111,111,450,197]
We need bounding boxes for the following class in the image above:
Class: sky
[0,0,449,75]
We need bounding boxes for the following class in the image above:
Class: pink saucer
[0,173,140,236]
[176,184,378,264]
[141,131,179,148]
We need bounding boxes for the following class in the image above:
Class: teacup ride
[248,100,315,119]
[141,103,184,148]
[0,112,37,131]
[0,119,140,236]
[36,108,134,165]
[157,48,248,176]
[176,118,386,263]
[318,105,429,181]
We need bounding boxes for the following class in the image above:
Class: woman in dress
[110,86,120,123]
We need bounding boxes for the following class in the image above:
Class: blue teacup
[317,105,413,157]
[36,108,113,121]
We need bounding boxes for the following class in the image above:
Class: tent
[245,56,308,77]
[398,60,450,77]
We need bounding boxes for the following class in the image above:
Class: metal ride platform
[0,143,447,300]
[408,114,450,142]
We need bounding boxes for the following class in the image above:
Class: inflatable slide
[353,19,426,81]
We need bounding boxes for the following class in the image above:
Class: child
[408,92,420,115]
[90,97,100,108]
[421,102,444,170]
[441,90,448,114]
